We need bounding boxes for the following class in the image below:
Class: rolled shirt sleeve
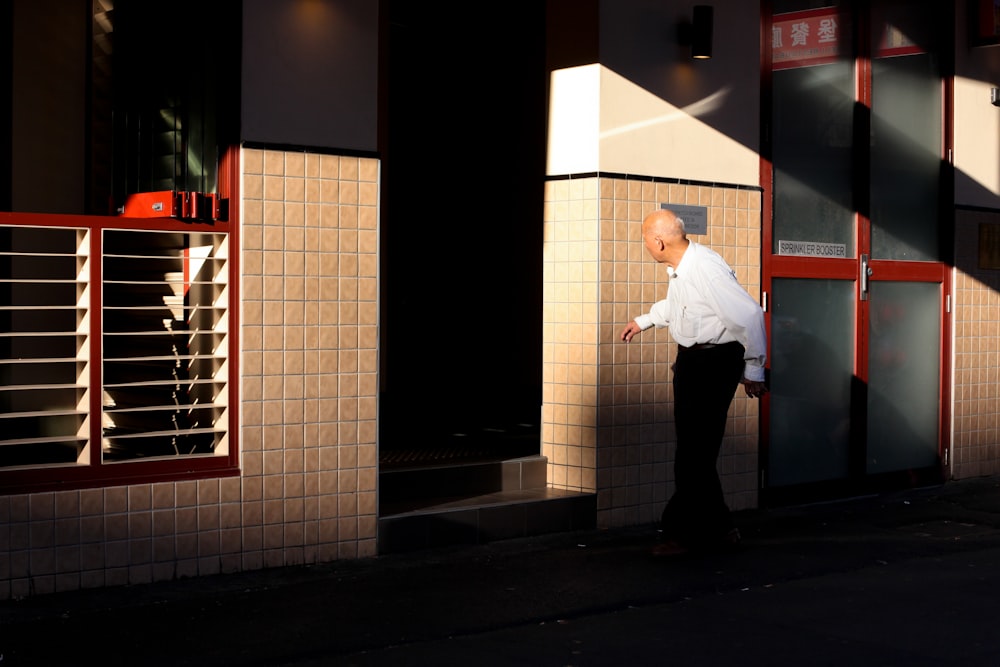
[634,298,670,331]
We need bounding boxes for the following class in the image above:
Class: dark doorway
[379,3,547,471]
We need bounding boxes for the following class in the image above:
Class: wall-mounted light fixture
[992,87,1000,106]
[691,5,714,59]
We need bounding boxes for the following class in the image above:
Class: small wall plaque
[660,203,707,236]
[979,223,1000,270]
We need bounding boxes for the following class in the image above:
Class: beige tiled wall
[543,176,762,529]
[241,148,379,566]
[952,209,1000,479]
[0,148,379,600]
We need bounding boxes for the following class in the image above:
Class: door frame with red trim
[760,1,953,503]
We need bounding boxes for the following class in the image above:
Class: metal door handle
[860,254,871,301]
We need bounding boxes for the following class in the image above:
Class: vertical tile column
[595,178,675,529]
[542,177,601,495]
[543,176,762,530]
[952,209,1000,478]
[242,148,379,567]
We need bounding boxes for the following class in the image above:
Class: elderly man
[621,208,767,557]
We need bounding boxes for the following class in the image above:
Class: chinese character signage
[772,8,841,70]
[773,7,925,70]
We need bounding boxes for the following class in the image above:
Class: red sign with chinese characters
[772,8,841,70]
[773,8,924,70]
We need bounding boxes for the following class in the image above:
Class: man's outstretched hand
[620,322,642,343]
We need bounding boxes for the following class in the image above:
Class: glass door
[764,0,952,499]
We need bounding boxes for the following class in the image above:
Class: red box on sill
[121,191,179,218]
[121,191,227,222]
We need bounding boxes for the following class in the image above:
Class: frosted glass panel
[773,62,856,257]
[870,53,941,261]
[867,281,939,473]
[769,279,855,486]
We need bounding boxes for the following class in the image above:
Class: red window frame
[0,147,241,494]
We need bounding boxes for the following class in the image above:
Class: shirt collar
[668,241,697,278]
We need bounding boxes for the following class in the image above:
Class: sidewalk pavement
[5,476,1000,666]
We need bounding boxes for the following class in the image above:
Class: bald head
[641,209,689,265]
[642,209,686,240]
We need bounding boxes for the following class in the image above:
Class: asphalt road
[5,477,1000,666]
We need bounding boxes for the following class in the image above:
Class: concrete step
[378,486,597,554]
[379,455,549,510]
[378,455,595,554]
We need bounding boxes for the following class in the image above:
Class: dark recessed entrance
[378,3,547,485]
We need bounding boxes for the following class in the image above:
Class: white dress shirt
[634,241,767,382]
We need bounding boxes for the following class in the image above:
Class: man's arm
[701,273,768,389]
[620,320,643,343]
[620,297,669,343]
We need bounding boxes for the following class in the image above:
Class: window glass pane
[772,46,855,257]
[102,229,228,462]
[870,3,942,261]
[0,226,90,468]
[769,278,854,486]
[867,281,939,473]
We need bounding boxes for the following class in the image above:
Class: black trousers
[661,341,745,546]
